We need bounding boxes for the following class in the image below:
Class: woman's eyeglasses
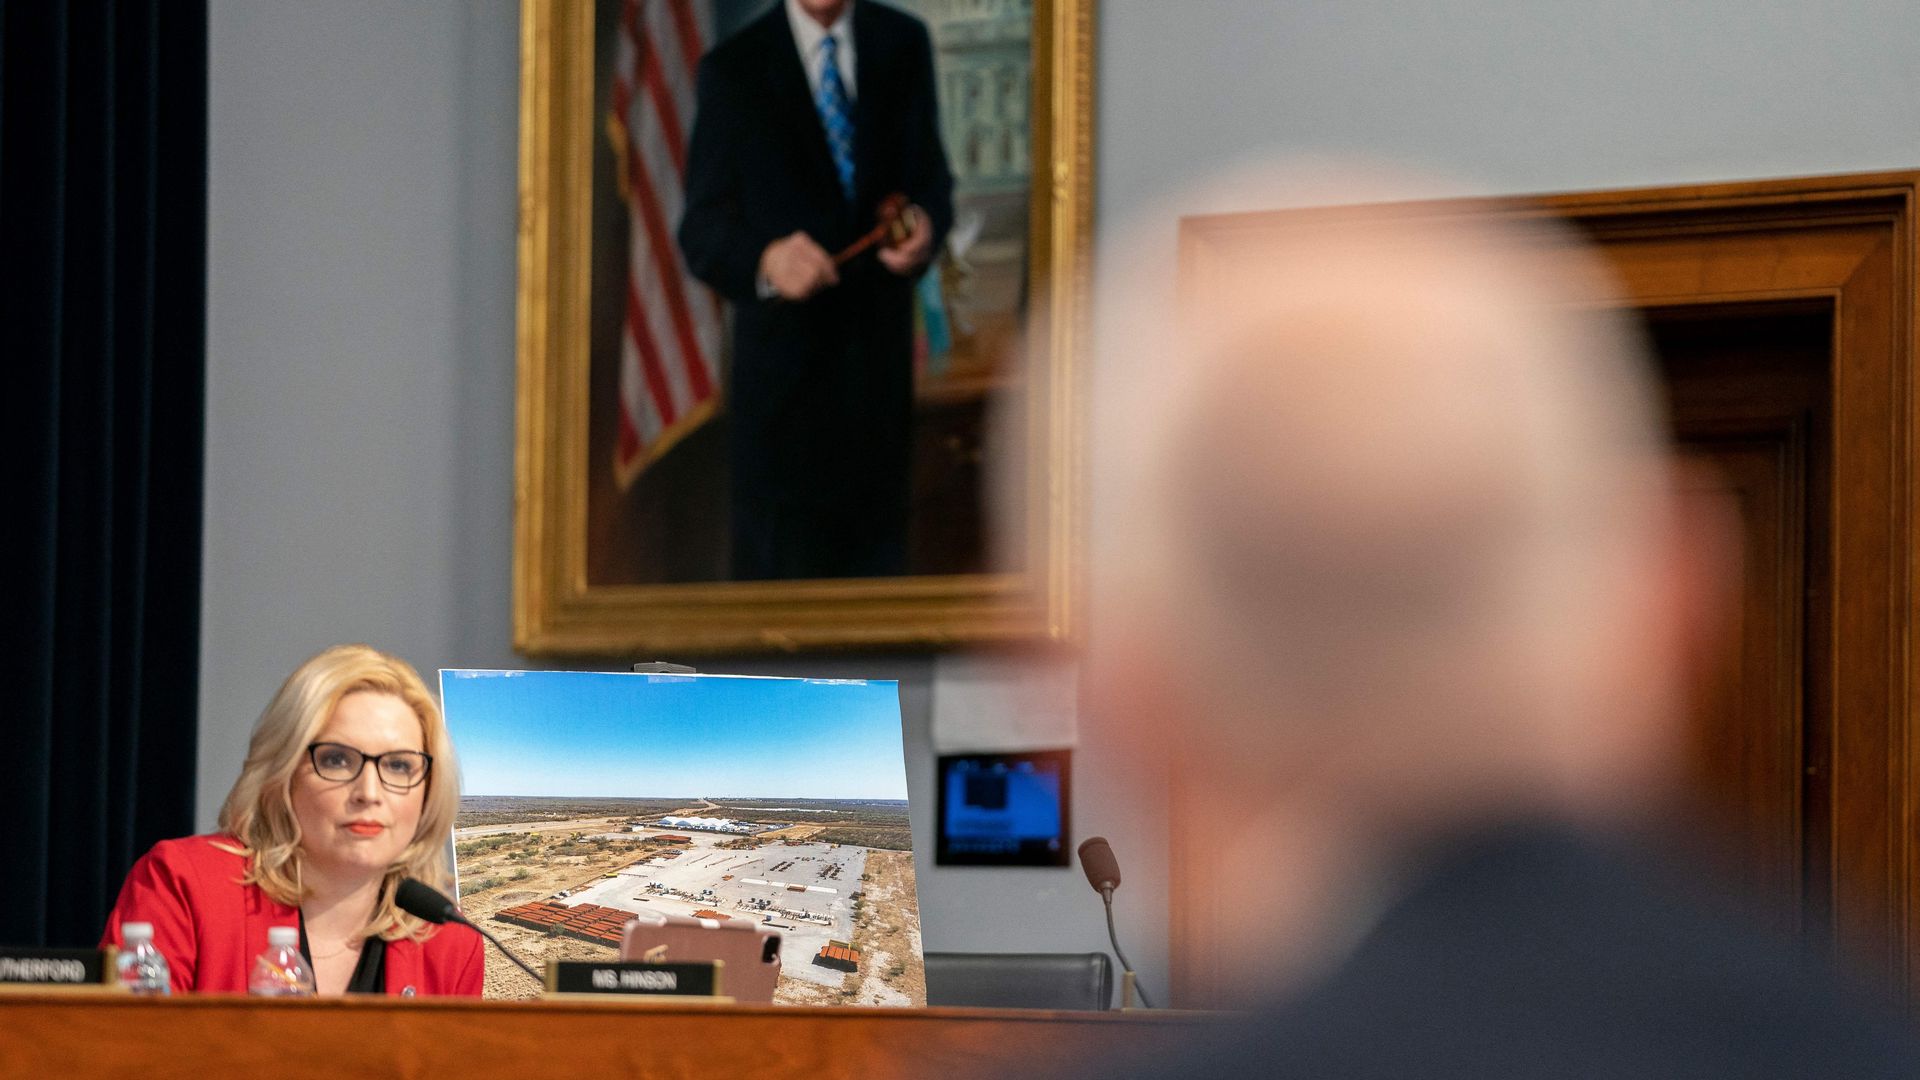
[307,742,433,790]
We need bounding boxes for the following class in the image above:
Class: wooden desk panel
[0,994,1220,1079]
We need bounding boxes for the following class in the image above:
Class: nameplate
[545,960,723,997]
[0,947,112,986]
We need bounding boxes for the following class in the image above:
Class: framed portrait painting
[515,0,1093,653]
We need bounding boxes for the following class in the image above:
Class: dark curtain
[0,1,207,947]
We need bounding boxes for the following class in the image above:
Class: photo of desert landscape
[439,671,923,1006]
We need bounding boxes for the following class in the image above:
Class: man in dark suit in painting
[678,0,953,582]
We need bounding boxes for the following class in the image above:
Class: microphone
[396,877,543,984]
[1076,837,1154,1009]
[395,878,462,924]
[1079,836,1122,893]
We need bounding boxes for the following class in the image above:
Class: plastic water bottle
[116,921,171,995]
[248,926,316,997]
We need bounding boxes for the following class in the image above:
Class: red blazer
[100,834,484,997]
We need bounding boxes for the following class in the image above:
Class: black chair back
[923,951,1113,1011]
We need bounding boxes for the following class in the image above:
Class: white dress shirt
[785,0,856,101]
[758,1,862,300]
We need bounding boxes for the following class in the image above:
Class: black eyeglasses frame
[305,742,434,791]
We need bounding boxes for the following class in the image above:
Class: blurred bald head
[1090,201,1690,828]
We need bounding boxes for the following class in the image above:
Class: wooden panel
[1656,308,1828,937]
[1674,438,1804,929]
[0,994,1221,1080]
[1175,171,1920,1009]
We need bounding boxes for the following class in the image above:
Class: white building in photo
[655,815,758,834]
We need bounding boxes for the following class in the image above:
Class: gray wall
[1097,0,1920,233]
[203,0,522,811]
[203,0,1920,1004]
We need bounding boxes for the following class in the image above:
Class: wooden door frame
[1173,171,1920,1008]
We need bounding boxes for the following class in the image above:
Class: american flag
[607,0,723,487]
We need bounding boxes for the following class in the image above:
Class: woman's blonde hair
[216,643,459,942]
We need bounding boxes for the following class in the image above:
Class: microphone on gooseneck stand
[396,877,543,984]
[1077,837,1155,1009]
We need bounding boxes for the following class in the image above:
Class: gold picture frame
[513,0,1094,654]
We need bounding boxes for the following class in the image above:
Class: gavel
[831,193,913,266]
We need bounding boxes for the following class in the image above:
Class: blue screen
[937,752,1069,865]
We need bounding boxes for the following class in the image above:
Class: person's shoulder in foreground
[1130,824,1920,1080]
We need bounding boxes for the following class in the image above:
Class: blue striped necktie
[816,35,855,202]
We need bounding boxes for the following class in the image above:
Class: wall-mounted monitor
[935,749,1071,867]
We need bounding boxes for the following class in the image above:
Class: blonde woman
[101,644,482,995]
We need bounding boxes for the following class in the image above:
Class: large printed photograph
[441,669,924,1005]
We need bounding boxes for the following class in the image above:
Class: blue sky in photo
[440,670,908,800]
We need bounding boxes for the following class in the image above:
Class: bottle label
[249,948,316,997]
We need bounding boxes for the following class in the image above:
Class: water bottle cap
[267,926,299,948]
[122,922,153,942]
